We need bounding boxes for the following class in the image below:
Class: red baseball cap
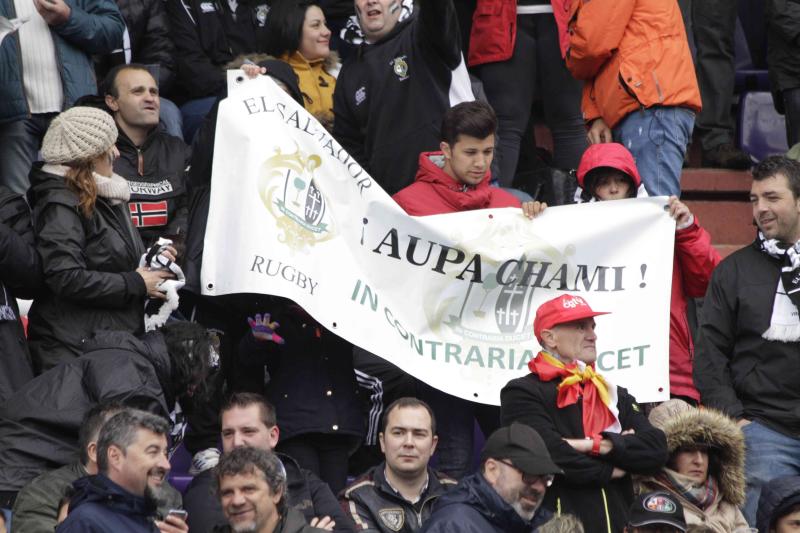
[533,294,610,340]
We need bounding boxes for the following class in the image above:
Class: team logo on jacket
[378,509,404,531]
[391,56,409,81]
[254,4,269,26]
[129,201,168,227]
[259,144,335,250]
[355,86,366,106]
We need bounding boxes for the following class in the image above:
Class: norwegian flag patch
[129,201,168,227]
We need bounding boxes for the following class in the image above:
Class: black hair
[440,101,498,146]
[220,392,278,428]
[100,63,155,98]
[582,166,637,201]
[160,321,212,400]
[77,401,126,466]
[380,397,436,435]
[215,447,288,516]
[752,155,800,199]
[264,0,318,57]
[96,409,169,474]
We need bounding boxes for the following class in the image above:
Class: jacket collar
[373,462,447,503]
[70,474,158,518]
[414,151,493,211]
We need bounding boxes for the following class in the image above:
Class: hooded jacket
[332,0,472,195]
[421,472,553,533]
[0,330,173,493]
[392,152,520,215]
[56,475,158,533]
[576,143,720,401]
[184,453,355,533]
[0,187,41,402]
[638,402,748,533]
[756,475,800,533]
[341,462,456,533]
[26,164,146,372]
[565,0,701,129]
[114,126,191,247]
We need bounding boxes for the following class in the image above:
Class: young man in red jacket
[393,100,541,217]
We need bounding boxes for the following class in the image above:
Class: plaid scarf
[757,231,800,341]
[656,469,718,511]
[528,351,620,438]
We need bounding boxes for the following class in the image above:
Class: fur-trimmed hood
[648,401,746,506]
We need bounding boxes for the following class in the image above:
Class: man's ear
[440,142,452,160]
[105,94,119,112]
[378,432,386,454]
[86,442,99,466]
[540,329,556,350]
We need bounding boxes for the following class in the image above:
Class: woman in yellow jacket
[263,0,339,127]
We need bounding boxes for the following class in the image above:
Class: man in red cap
[500,294,668,533]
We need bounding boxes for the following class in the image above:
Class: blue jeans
[0,113,55,195]
[613,106,695,197]
[180,97,217,144]
[741,420,800,525]
[159,97,184,141]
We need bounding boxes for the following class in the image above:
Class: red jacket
[670,220,720,401]
[467,0,571,66]
[392,152,520,215]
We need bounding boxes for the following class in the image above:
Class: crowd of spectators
[2,0,800,531]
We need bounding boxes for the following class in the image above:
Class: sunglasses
[495,459,555,487]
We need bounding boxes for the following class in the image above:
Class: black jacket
[766,0,800,109]
[421,473,553,533]
[694,241,800,437]
[0,330,173,493]
[332,0,468,195]
[756,475,800,533]
[0,187,41,402]
[165,0,272,100]
[114,127,191,246]
[238,306,364,441]
[184,453,355,533]
[56,475,158,533]
[95,0,176,93]
[501,374,668,533]
[340,463,456,533]
[26,165,146,372]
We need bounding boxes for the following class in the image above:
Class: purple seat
[738,92,789,163]
[168,443,194,494]
[168,474,194,495]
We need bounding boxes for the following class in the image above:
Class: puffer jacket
[0,0,124,122]
[638,402,748,533]
[421,472,552,533]
[95,0,176,93]
[0,329,173,493]
[341,463,456,533]
[26,164,146,372]
[114,127,190,247]
[392,152,520,215]
[0,187,41,402]
[56,475,158,533]
[756,475,800,533]
[565,0,701,128]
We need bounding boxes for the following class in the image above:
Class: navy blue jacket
[56,474,158,533]
[421,473,552,533]
[0,0,124,122]
[756,475,800,533]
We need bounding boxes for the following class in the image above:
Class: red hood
[576,143,642,189]
[414,151,492,188]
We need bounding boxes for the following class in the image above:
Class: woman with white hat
[25,106,173,372]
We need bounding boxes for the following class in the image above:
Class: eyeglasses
[495,459,555,487]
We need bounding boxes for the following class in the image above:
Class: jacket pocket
[468,0,517,67]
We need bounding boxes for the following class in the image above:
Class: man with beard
[57,409,187,532]
[422,423,560,533]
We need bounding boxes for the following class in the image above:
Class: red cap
[533,295,610,340]
[576,143,642,189]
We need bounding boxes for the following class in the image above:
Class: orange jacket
[566,0,701,128]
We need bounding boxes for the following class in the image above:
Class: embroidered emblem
[254,4,269,26]
[378,509,404,532]
[355,86,366,106]
[199,2,215,12]
[644,494,678,514]
[391,56,409,81]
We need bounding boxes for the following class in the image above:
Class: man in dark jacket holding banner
[501,294,668,533]
[421,423,558,533]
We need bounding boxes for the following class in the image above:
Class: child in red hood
[393,101,543,218]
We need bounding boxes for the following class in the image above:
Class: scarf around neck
[656,468,718,511]
[758,231,800,341]
[528,351,621,438]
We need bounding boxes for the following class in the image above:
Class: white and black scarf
[758,231,800,342]
[340,0,413,45]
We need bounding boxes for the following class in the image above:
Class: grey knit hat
[41,106,118,164]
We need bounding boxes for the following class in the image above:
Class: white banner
[202,76,676,405]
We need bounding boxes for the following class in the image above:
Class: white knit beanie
[41,106,118,164]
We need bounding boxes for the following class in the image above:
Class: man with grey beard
[421,423,560,533]
[56,409,187,533]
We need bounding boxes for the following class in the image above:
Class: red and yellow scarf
[528,351,619,438]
